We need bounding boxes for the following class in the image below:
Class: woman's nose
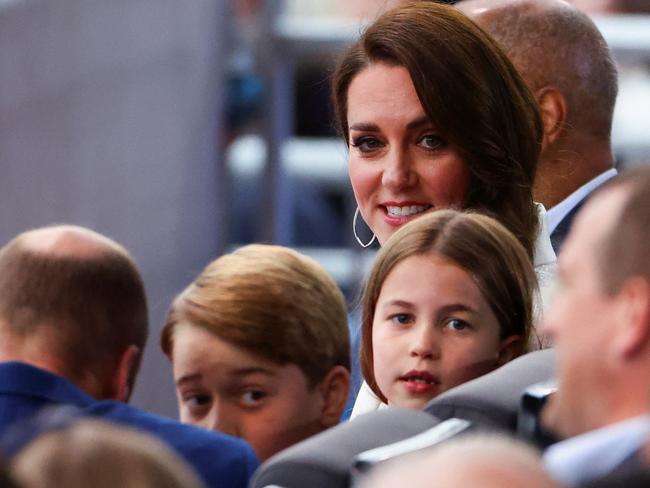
[381,148,416,191]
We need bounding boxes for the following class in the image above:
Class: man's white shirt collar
[547,168,618,234]
[544,415,650,487]
[534,203,556,268]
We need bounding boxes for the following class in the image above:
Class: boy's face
[171,322,327,461]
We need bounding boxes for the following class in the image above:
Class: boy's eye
[350,136,383,153]
[240,389,267,407]
[183,392,212,409]
[444,318,469,331]
[390,313,413,325]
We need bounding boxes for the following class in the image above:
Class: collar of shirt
[534,202,556,268]
[544,415,650,487]
[547,168,618,234]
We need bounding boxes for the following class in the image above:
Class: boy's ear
[318,366,351,428]
[497,335,523,366]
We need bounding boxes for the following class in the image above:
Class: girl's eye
[241,389,267,407]
[444,318,470,331]
[418,134,445,150]
[390,313,413,325]
[350,136,383,153]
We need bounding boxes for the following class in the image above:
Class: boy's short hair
[161,244,350,387]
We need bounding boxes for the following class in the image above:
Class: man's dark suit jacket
[0,362,259,488]
[550,199,586,254]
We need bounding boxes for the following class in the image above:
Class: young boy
[161,244,351,461]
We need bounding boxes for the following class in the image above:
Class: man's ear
[317,366,351,428]
[536,86,567,149]
[614,277,650,361]
[114,345,141,402]
[497,335,523,366]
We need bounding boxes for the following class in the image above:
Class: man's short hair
[597,167,650,294]
[459,0,618,140]
[161,244,350,387]
[0,226,148,382]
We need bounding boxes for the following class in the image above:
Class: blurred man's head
[0,225,148,401]
[542,168,650,438]
[361,434,556,488]
[457,0,618,208]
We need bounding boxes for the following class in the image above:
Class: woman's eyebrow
[406,115,431,130]
[349,122,380,132]
[349,116,431,133]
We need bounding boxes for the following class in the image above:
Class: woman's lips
[380,203,433,227]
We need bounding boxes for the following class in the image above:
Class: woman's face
[346,63,470,245]
[371,254,520,409]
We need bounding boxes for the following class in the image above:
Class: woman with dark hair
[333,1,549,260]
[331,1,555,416]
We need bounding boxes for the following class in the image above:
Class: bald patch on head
[362,434,555,488]
[16,225,127,260]
[456,0,618,140]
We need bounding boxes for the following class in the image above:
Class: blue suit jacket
[550,199,585,254]
[0,362,258,488]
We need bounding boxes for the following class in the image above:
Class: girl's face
[346,62,470,245]
[170,323,327,461]
[371,254,520,409]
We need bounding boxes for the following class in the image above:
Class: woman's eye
[444,318,469,331]
[390,313,413,325]
[418,134,445,150]
[241,389,267,407]
[351,136,383,153]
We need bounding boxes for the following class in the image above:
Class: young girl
[357,210,536,412]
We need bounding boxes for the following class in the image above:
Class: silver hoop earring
[353,207,376,248]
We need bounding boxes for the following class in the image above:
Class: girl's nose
[409,324,439,359]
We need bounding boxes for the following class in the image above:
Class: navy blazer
[0,362,258,488]
[550,199,586,255]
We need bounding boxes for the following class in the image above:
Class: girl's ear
[497,335,523,366]
[317,366,351,428]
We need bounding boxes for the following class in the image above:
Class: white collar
[547,168,618,234]
[534,203,556,268]
[544,415,650,487]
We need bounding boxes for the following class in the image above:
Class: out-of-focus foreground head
[542,166,650,438]
[0,225,148,401]
[360,434,557,488]
[11,419,205,488]
[570,0,650,13]
[457,0,618,209]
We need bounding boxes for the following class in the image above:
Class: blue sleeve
[87,401,259,488]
